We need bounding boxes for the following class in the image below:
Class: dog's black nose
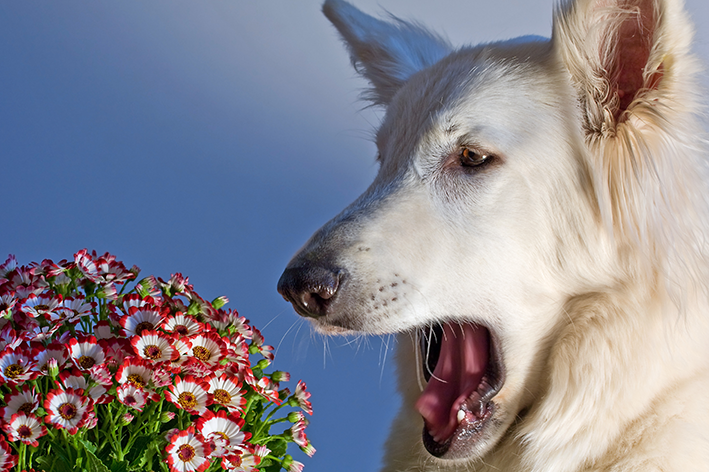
[277,266,343,319]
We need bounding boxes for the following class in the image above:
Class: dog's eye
[460,148,493,168]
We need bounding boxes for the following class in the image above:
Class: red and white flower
[165,427,211,472]
[120,306,166,337]
[195,409,250,456]
[66,335,106,371]
[205,373,246,413]
[290,415,316,457]
[0,435,17,471]
[58,368,112,404]
[116,383,155,411]
[292,380,313,415]
[35,342,68,375]
[58,295,95,323]
[0,386,40,422]
[0,346,38,385]
[185,332,228,367]
[165,375,211,415]
[131,330,179,364]
[4,413,47,446]
[115,357,153,389]
[44,387,93,434]
[20,292,62,319]
[162,313,203,337]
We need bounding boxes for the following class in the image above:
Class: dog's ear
[322,0,451,106]
[553,0,701,247]
[553,0,693,134]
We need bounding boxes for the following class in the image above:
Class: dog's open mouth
[415,322,504,458]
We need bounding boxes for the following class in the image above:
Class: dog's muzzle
[277,265,345,319]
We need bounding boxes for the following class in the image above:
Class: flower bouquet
[0,250,314,472]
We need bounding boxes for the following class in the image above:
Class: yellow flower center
[127,373,146,388]
[178,444,195,462]
[192,346,211,362]
[5,364,23,379]
[213,389,232,405]
[143,345,162,359]
[78,355,96,369]
[59,402,77,420]
[178,391,197,410]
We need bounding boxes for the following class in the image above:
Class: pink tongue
[415,323,489,443]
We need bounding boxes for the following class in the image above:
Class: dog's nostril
[277,266,344,319]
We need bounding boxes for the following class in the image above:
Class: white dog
[278,0,709,470]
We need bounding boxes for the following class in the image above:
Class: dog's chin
[414,322,506,460]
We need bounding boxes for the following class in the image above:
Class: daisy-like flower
[120,306,166,337]
[290,417,316,457]
[291,380,313,415]
[120,293,154,314]
[115,357,153,389]
[223,334,250,371]
[21,292,62,319]
[284,457,305,472]
[0,346,38,385]
[0,255,17,278]
[0,323,22,352]
[205,373,246,413]
[9,266,46,299]
[250,376,281,405]
[66,335,106,371]
[165,427,211,472]
[159,273,193,297]
[0,293,17,318]
[185,332,228,367]
[195,409,250,457]
[222,447,261,472]
[0,387,40,422]
[249,327,274,362]
[162,313,203,337]
[4,413,47,446]
[35,343,68,375]
[131,330,179,364]
[116,383,153,411]
[0,435,17,471]
[44,387,93,434]
[93,252,137,285]
[58,368,111,404]
[165,375,211,415]
[57,295,95,323]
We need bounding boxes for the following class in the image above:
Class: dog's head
[279,0,698,465]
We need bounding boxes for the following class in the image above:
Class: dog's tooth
[457,409,465,423]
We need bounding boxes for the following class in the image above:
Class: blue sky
[2,1,708,471]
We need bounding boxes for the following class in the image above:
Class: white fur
[286,0,709,470]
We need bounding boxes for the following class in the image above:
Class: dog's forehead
[376,40,558,160]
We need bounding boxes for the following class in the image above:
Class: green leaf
[268,438,288,457]
[261,462,283,472]
[80,438,98,454]
[124,434,153,462]
[110,460,129,472]
[84,445,111,472]
[36,454,74,472]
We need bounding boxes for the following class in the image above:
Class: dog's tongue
[415,323,489,443]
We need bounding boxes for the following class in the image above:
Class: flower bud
[121,413,135,425]
[270,371,290,382]
[211,296,229,310]
[47,358,59,379]
[287,411,305,423]
[161,411,176,423]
